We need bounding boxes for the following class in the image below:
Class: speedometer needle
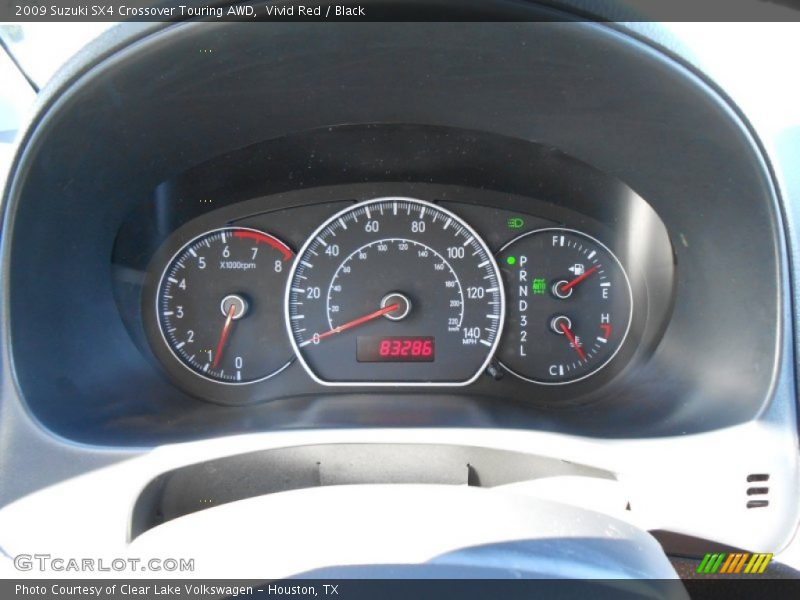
[558,322,587,361]
[305,303,400,345]
[211,304,237,369]
[559,265,599,293]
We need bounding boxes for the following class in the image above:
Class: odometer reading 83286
[285,197,505,385]
[357,336,435,363]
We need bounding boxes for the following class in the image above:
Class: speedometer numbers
[285,198,505,386]
[496,228,632,384]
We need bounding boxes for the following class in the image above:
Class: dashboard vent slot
[746,474,770,508]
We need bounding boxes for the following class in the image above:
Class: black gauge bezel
[154,226,295,386]
[142,224,297,405]
[496,227,635,386]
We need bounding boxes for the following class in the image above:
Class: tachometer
[156,227,294,384]
[285,197,504,385]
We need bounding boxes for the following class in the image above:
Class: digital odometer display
[357,336,435,362]
[285,197,504,386]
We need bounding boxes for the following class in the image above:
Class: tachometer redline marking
[232,230,293,261]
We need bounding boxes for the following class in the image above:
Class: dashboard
[3,17,785,447]
[1,8,798,574]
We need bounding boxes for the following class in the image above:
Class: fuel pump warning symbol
[568,263,585,276]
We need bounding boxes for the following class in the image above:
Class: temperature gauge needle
[558,322,587,361]
[559,265,599,293]
[304,303,399,346]
[211,304,237,369]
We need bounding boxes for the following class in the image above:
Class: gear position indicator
[496,228,632,385]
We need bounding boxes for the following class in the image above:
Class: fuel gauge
[496,228,632,384]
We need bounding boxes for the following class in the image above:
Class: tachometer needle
[559,265,599,293]
[211,304,237,369]
[558,321,587,361]
[304,303,400,346]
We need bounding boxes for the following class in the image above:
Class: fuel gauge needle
[211,304,237,369]
[559,265,599,293]
[558,322,587,361]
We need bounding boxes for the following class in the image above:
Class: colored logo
[697,552,773,574]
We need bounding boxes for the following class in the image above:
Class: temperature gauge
[496,228,632,384]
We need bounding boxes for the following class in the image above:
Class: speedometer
[285,197,504,386]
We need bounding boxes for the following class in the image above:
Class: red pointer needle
[559,265,599,293]
[211,304,237,369]
[558,322,587,361]
[312,303,400,343]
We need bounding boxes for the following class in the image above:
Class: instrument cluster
[135,185,669,406]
